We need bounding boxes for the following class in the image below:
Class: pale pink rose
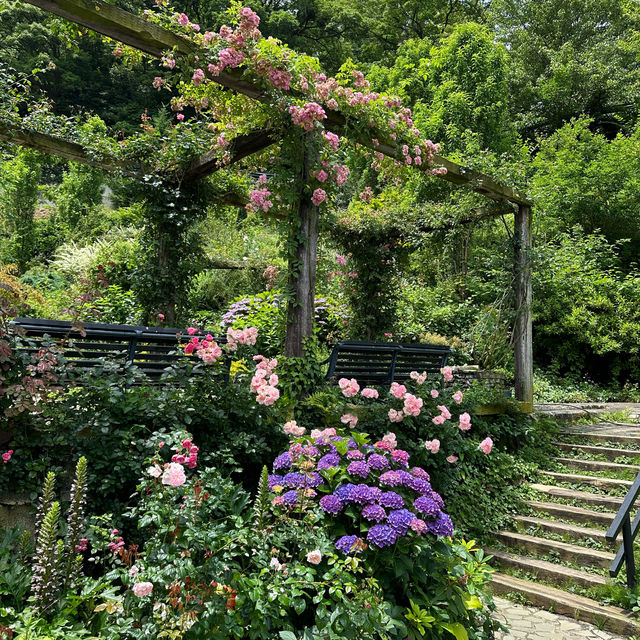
[306,549,322,565]
[338,377,360,397]
[336,254,347,266]
[479,437,493,455]
[453,390,463,404]
[269,374,279,385]
[410,371,427,385]
[133,581,154,597]
[361,388,379,399]
[129,565,139,577]
[256,385,280,405]
[441,366,454,382]
[430,389,439,398]
[403,393,423,417]
[161,462,186,487]
[320,428,337,437]
[424,439,440,453]
[341,413,358,428]
[446,455,458,464]
[270,557,284,571]
[459,412,471,431]
[310,429,322,439]
[388,408,404,423]
[147,464,162,478]
[432,414,445,425]
[437,405,451,420]
[390,382,407,399]
[311,188,326,206]
[283,420,306,436]
[382,432,397,448]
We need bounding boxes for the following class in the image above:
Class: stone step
[561,431,640,446]
[513,515,618,547]
[541,470,633,491]
[530,483,627,510]
[526,500,616,526]
[494,530,615,569]
[553,456,640,474]
[555,442,640,461]
[490,572,640,637]
[486,548,609,589]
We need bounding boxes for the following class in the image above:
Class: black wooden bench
[325,340,452,385]
[10,317,230,383]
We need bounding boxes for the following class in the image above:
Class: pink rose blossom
[390,382,407,399]
[410,371,427,385]
[315,169,328,183]
[424,439,440,453]
[147,464,162,478]
[479,437,493,455]
[441,366,454,382]
[388,408,404,423]
[382,432,397,449]
[187,327,197,335]
[306,549,322,565]
[2,450,13,464]
[192,68,205,85]
[161,462,186,487]
[453,390,463,404]
[459,412,471,431]
[432,414,445,425]
[157,313,165,321]
[437,405,451,420]
[311,188,326,206]
[176,113,185,121]
[430,389,439,398]
[283,420,306,437]
[336,254,347,266]
[338,378,360,397]
[403,393,423,417]
[361,387,379,399]
[133,582,154,597]
[446,455,459,464]
[340,413,358,428]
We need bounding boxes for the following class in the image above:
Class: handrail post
[623,514,636,589]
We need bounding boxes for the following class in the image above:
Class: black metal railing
[606,471,640,588]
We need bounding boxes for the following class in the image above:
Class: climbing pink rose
[311,188,326,206]
[390,382,407,399]
[306,550,322,565]
[437,405,451,420]
[361,388,379,399]
[161,462,186,487]
[441,366,454,382]
[338,377,360,397]
[446,455,458,464]
[479,437,493,455]
[430,389,439,398]
[133,582,154,597]
[187,327,197,335]
[459,412,471,431]
[340,413,358,428]
[410,371,426,385]
[283,420,305,436]
[157,313,165,321]
[403,393,423,417]
[388,408,404,423]
[453,390,463,404]
[424,439,440,453]
[147,464,162,478]
[432,414,445,425]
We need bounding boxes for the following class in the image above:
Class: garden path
[492,597,625,640]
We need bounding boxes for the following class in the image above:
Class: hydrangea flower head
[367,453,390,471]
[362,504,386,522]
[414,496,440,518]
[273,452,292,471]
[427,512,454,537]
[335,535,364,555]
[347,460,370,479]
[379,470,403,486]
[319,494,343,514]
[349,484,375,505]
[367,524,397,548]
[387,508,414,535]
[317,453,341,470]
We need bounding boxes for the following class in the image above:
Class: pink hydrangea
[437,405,451,420]
[441,366,454,382]
[311,188,326,206]
[340,413,358,428]
[338,377,360,397]
[453,390,463,404]
[283,420,306,436]
[361,387,379,399]
[162,463,186,487]
[403,393,423,417]
[459,412,471,431]
[133,582,154,597]
[479,437,493,455]
[424,439,440,453]
[388,408,403,423]
[390,382,407,399]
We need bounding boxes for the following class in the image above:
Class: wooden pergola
[6,0,534,411]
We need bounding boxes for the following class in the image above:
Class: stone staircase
[487,425,640,637]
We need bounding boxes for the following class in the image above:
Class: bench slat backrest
[327,340,451,385]
[11,317,229,383]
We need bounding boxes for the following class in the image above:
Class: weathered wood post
[514,203,534,412]
[284,137,319,357]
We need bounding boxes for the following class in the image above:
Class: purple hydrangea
[405,476,432,495]
[397,470,414,485]
[302,445,320,458]
[319,494,344,514]
[282,490,299,506]
[347,461,371,479]
[414,496,440,518]
[347,450,365,460]
[379,470,403,486]
[317,453,341,470]
[273,452,292,471]
[347,439,358,449]
[378,491,404,509]
[367,524,398,548]
[335,535,364,555]
[431,491,445,509]
[427,512,454,537]
[334,483,356,503]
[362,504,387,522]
[284,472,306,488]
[268,474,284,489]
[411,466,430,481]
[387,508,415,535]
[369,486,382,501]
[349,484,375,505]
[304,472,324,488]
[368,454,390,471]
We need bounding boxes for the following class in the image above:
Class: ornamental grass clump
[269,427,453,556]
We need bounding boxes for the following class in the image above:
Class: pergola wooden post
[9,0,536,410]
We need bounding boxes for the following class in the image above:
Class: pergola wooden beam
[23,0,531,206]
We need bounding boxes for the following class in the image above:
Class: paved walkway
[492,597,625,640]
